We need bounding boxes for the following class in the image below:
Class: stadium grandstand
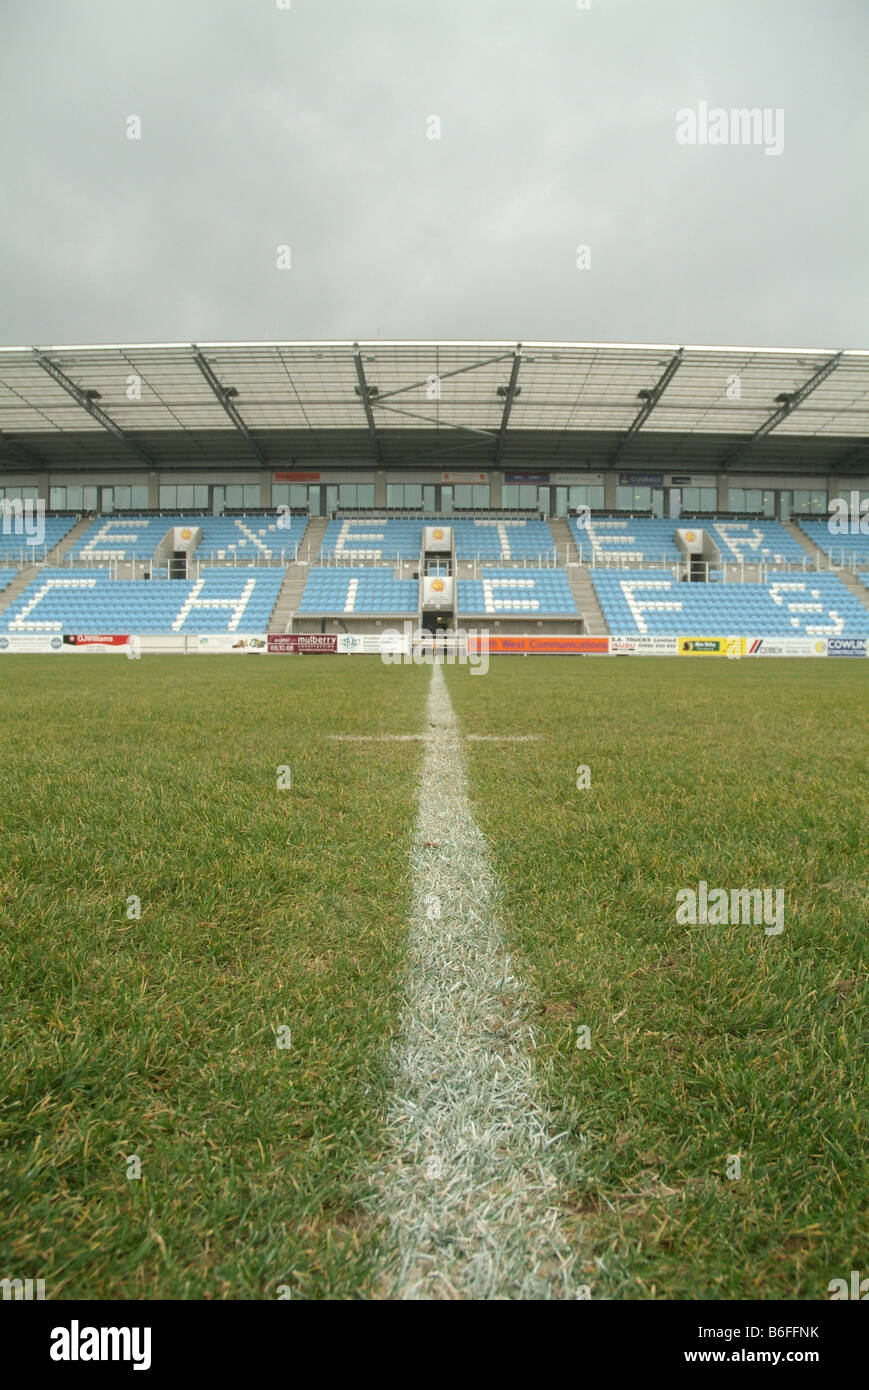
[0,339,867,651]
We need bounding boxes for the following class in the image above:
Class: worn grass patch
[0,655,428,1299]
[444,657,868,1300]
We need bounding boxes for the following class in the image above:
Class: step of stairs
[547,517,580,562]
[782,519,827,564]
[0,564,40,616]
[832,569,869,611]
[566,565,609,635]
[265,516,330,631]
[297,516,329,564]
[782,521,869,610]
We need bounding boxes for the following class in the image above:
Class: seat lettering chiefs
[585,520,644,563]
[334,519,385,559]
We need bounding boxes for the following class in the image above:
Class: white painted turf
[372,662,586,1299]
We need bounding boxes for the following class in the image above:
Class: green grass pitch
[0,654,866,1299]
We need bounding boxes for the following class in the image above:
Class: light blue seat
[68,514,307,563]
[799,518,869,568]
[457,568,576,616]
[0,567,286,633]
[298,567,419,614]
[0,515,78,561]
[592,570,869,637]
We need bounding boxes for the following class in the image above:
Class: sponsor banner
[670,475,693,485]
[267,634,339,653]
[827,637,867,657]
[467,635,609,655]
[553,473,604,485]
[64,634,131,647]
[422,576,453,606]
[746,637,827,657]
[619,472,663,486]
[504,472,550,484]
[610,635,679,655]
[273,472,320,482]
[0,633,65,653]
[197,634,267,653]
[424,526,451,552]
[337,633,409,655]
[442,472,488,484]
[678,636,745,656]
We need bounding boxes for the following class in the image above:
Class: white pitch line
[329,734,426,742]
[329,733,540,743]
[371,661,585,1300]
[466,733,540,742]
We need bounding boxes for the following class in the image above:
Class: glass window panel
[243,484,260,507]
[49,486,65,509]
[195,485,210,508]
[290,485,308,508]
[272,484,289,507]
[160,485,176,508]
[131,485,149,509]
[225,485,243,508]
[358,484,375,508]
[82,486,98,510]
[472,485,489,508]
[728,488,744,511]
[616,486,633,510]
[67,486,83,509]
[701,487,718,511]
[502,485,518,509]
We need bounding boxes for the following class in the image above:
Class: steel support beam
[192,345,267,465]
[609,348,683,467]
[353,343,383,464]
[720,352,843,471]
[32,350,153,465]
[494,345,522,464]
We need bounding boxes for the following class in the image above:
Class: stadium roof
[1,340,867,476]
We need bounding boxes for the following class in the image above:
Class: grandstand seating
[0,571,14,594]
[320,517,554,562]
[451,519,555,561]
[797,519,869,567]
[0,568,285,633]
[0,515,77,560]
[591,571,868,637]
[297,567,419,614]
[457,569,576,615]
[571,517,808,565]
[67,515,307,562]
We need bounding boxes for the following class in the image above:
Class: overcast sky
[1,0,866,349]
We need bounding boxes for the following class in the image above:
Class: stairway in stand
[266,516,329,632]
